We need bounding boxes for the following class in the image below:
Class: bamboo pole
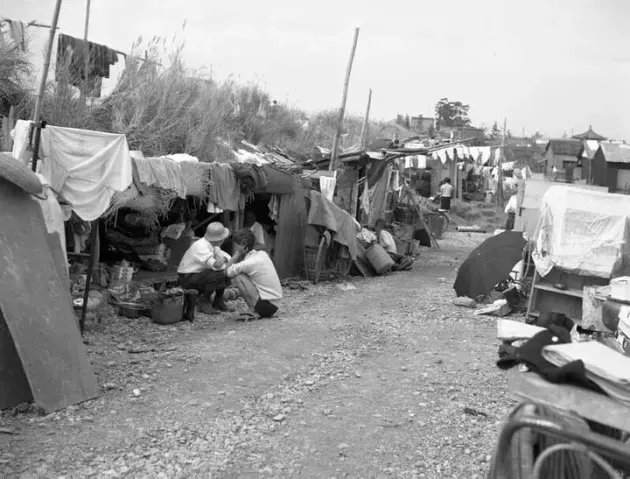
[329,27,360,171]
[30,0,63,171]
[359,88,372,150]
[83,0,92,79]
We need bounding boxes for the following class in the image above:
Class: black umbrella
[454,231,526,298]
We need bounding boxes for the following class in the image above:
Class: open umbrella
[454,231,526,298]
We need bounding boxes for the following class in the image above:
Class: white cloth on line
[38,126,133,221]
[480,147,492,165]
[250,221,266,245]
[418,155,427,169]
[319,176,336,202]
[35,172,67,269]
[494,147,502,164]
[405,157,413,169]
[134,157,187,198]
[360,180,370,214]
[11,119,37,164]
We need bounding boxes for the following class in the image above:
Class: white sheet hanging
[418,155,427,169]
[480,147,492,165]
[34,172,67,269]
[39,126,133,221]
[319,176,337,202]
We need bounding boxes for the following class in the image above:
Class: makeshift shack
[588,142,630,193]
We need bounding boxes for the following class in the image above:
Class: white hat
[205,222,230,242]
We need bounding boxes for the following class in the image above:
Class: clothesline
[0,17,161,66]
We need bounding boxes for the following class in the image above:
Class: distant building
[410,116,435,135]
[544,139,582,180]
[587,142,630,192]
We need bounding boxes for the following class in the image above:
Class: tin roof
[599,142,630,164]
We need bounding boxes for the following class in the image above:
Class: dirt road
[1,232,514,478]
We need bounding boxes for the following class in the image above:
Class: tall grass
[6,37,414,161]
[0,43,32,114]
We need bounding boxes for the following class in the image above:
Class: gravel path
[0,231,516,478]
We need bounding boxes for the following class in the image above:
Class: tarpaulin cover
[533,186,630,278]
[306,190,357,260]
[261,166,294,194]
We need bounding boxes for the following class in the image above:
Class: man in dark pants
[177,222,233,313]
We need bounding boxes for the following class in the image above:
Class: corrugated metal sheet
[600,142,630,164]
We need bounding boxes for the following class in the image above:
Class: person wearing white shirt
[438,178,454,211]
[178,222,233,312]
[226,228,283,320]
[244,210,265,248]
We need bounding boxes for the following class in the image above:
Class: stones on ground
[132,389,141,397]
[354,371,362,378]
[273,414,285,422]
[322,408,333,416]
[303,380,315,386]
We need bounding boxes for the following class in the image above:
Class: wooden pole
[80,221,99,335]
[83,0,92,79]
[329,27,360,171]
[359,88,372,150]
[30,0,63,171]
[32,0,62,126]
[497,118,507,204]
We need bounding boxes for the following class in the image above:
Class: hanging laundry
[319,176,336,202]
[34,173,67,269]
[208,163,240,211]
[455,147,464,158]
[405,156,413,169]
[56,34,119,98]
[446,148,455,161]
[10,119,39,164]
[134,157,187,198]
[480,147,492,165]
[38,125,133,221]
[494,147,502,165]
[360,179,370,215]
[418,155,427,169]
[268,195,280,223]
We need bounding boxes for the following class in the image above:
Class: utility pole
[359,89,372,150]
[329,27,360,171]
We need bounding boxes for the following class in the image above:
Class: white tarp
[532,186,630,278]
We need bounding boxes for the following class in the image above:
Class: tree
[434,98,471,130]
[562,131,568,139]
[532,131,542,140]
[404,114,411,130]
[490,121,500,139]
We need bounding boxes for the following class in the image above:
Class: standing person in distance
[439,177,454,211]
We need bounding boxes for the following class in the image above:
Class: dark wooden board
[0,179,98,412]
[507,369,630,432]
[0,309,32,410]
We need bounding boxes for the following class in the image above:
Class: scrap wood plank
[0,179,98,413]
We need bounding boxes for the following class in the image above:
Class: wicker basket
[303,237,327,283]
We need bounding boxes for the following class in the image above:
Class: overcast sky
[7,0,630,139]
